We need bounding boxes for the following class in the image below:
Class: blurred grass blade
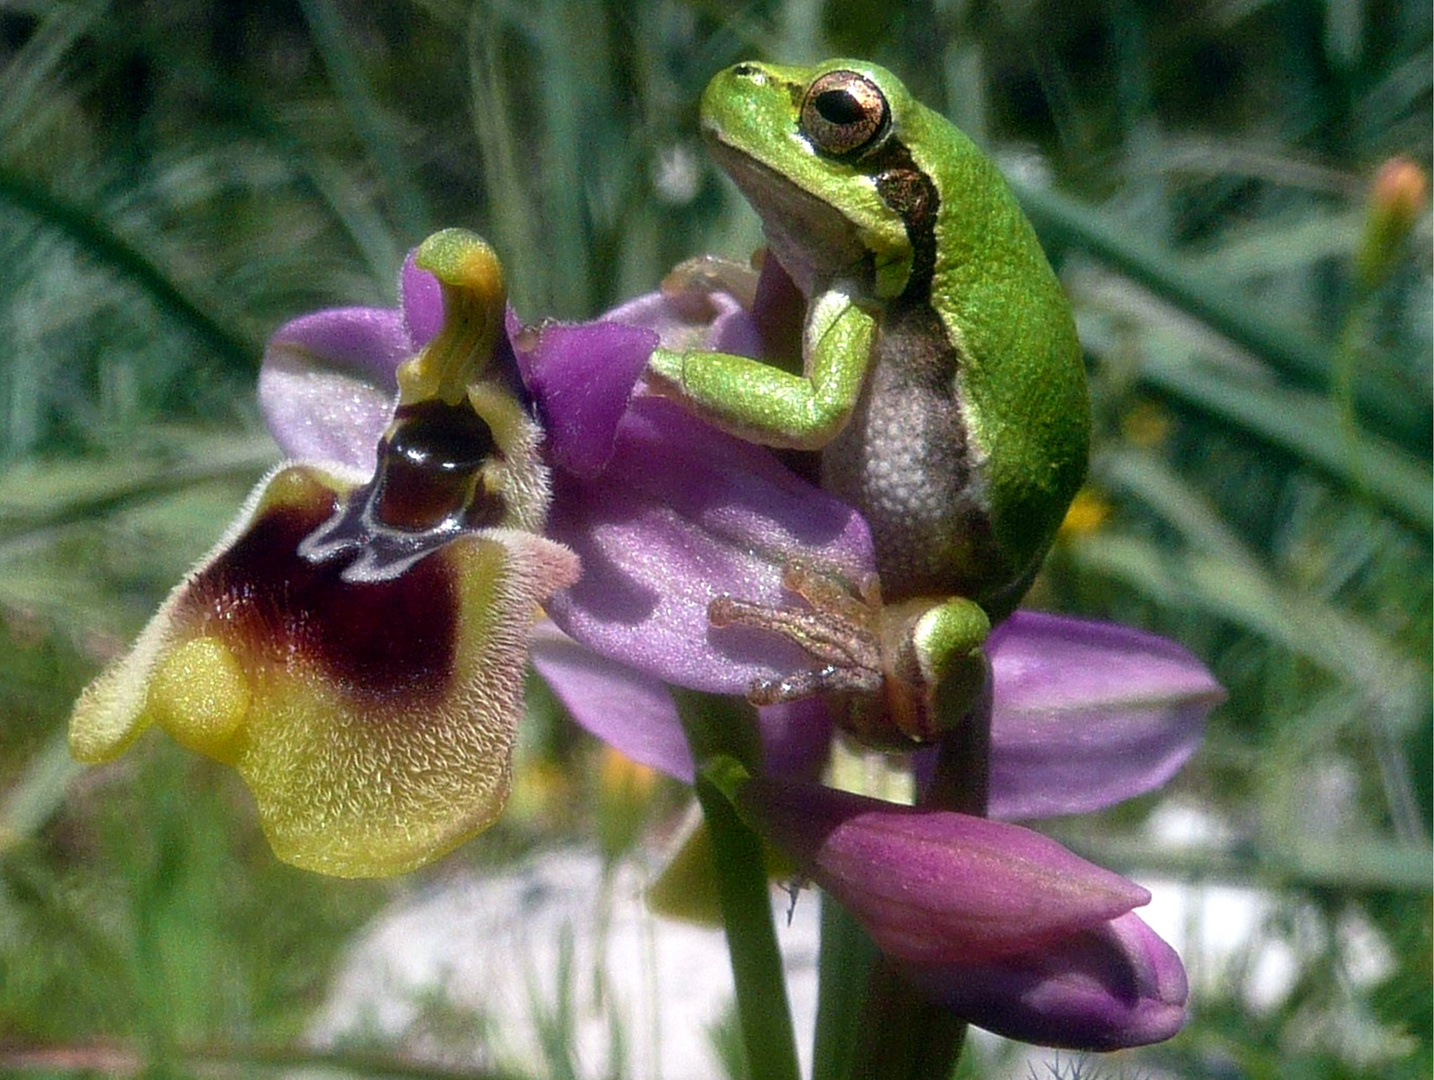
[0,0,107,150]
[0,1041,530,1079]
[0,431,278,551]
[0,732,80,854]
[1070,531,1426,729]
[143,62,405,287]
[1096,446,1262,570]
[296,0,429,240]
[1017,182,1428,447]
[0,168,255,367]
[1057,831,1433,892]
[466,4,544,311]
[1135,352,1432,532]
[467,0,617,317]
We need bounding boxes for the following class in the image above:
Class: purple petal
[544,396,875,694]
[259,307,407,471]
[529,621,693,781]
[741,777,1150,965]
[702,288,767,358]
[603,286,765,358]
[511,280,763,479]
[757,698,833,782]
[513,316,659,478]
[530,626,833,784]
[745,251,805,362]
[980,611,1223,821]
[400,252,444,348]
[904,910,1188,1049]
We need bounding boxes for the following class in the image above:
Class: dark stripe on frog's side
[819,137,1012,607]
[865,137,940,302]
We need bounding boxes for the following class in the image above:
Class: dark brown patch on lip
[188,492,457,706]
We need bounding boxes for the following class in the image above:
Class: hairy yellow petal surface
[69,464,579,878]
[234,526,578,877]
[148,636,250,763]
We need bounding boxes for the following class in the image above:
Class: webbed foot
[709,564,990,748]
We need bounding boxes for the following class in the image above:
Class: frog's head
[699,59,921,300]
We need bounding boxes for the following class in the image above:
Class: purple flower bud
[902,910,1188,1049]
[737,777,1150,965]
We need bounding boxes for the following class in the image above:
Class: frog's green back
[907,101,1089,586]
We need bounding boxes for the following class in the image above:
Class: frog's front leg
[711,564,990,749]
[645,286,877,451]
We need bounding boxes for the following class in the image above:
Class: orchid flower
[68,231,579,877]
[70,233,1223,1053]
[531,610,1209,1048]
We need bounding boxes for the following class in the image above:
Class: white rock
[310,847,819,1079]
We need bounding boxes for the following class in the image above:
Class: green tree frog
[646,59,1088,747]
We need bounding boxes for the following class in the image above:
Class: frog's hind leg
[707,564,990,748]
[708,563,883,703]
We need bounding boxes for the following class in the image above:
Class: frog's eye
[800,70,890,159]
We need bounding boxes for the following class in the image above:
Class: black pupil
[815,88,866,127]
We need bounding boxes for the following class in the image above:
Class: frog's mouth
[704,137,875,296]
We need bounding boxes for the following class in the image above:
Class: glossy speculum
[299,399,508,582]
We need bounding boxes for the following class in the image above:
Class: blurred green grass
[0,1,1428,1078]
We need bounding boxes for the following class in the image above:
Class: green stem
[675,692,801,1080]
[848,963,967,1080]
[844,669,994,1080]
[811,894,878,1080]
[1330,282,1382,505]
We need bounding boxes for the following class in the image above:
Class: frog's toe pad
[747,663,880,706]
[708,580,884,709]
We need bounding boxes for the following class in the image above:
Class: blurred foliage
[0,0,1428,1077]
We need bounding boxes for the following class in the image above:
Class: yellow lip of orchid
[69,230,580,878]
